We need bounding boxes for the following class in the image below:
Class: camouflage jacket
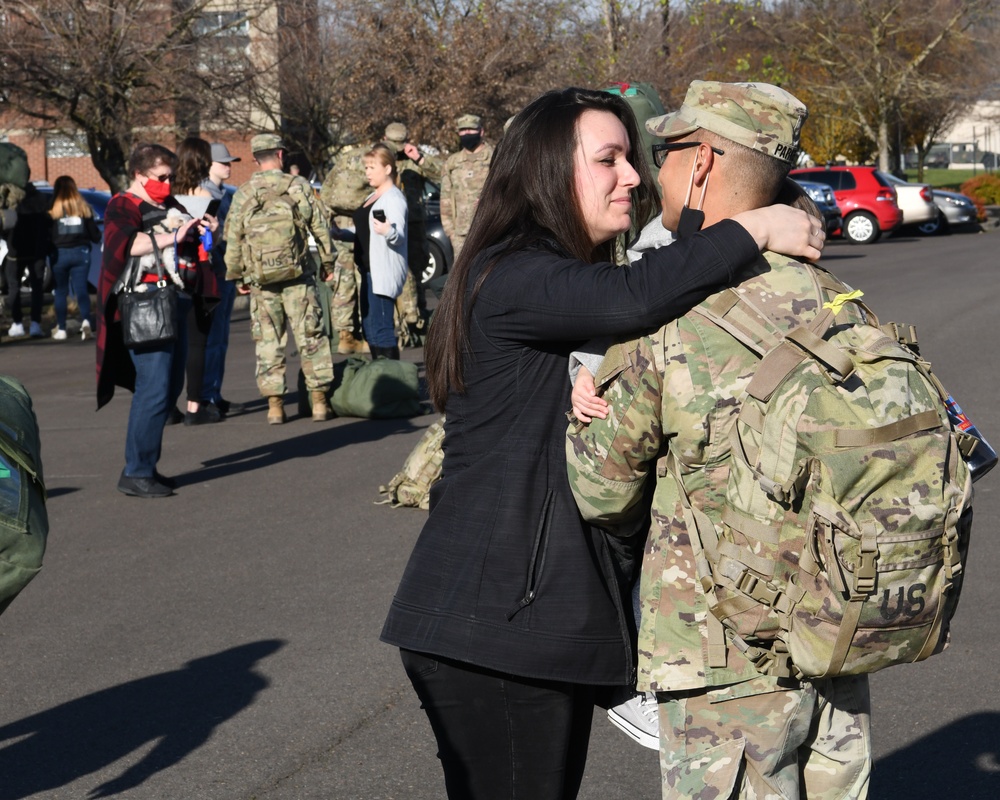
[567,253,863,695]
[439,141,494,239]
[224,169,335,282]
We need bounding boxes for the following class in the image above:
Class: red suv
[789,166,903,244]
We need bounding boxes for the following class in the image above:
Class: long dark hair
[425,87,659,411]
[174,136,213,194]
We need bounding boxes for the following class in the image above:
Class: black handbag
[116,232,178,349]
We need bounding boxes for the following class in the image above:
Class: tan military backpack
[674,265,977,680]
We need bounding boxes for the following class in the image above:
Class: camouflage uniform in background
[440,138,493,260]
[319,146,369,343]
[225,167,334,398]
[567,252,872,800]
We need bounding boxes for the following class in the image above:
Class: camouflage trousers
[249,279,333,396]
[657,676,871,800]
[330,239,359,334]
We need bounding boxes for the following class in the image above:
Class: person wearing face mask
[439,114,493,260]
[97,142,219,498]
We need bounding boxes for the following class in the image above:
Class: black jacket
[8,184,54,261]
[380,222,759,685]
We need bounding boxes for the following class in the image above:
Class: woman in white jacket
[352,143,408,359]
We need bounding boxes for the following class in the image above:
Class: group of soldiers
[223,115,494,423]
[319,114,493,355]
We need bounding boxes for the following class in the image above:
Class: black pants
[400,649,596,800]
[4,257,45,324]
[185,304,213,403]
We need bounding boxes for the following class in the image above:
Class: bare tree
[0,0,254,191]
[767,0,997,170]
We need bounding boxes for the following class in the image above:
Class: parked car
[881,173,936,227]
[918,189,979,235]
[789,166,903,244]
[789,178,843,236]
[422,180,454,285]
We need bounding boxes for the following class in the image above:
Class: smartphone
[205,198,221,218]
[372,209,386,222]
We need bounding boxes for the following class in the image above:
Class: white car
[882,174,937,226]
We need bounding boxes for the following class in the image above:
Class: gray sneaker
[607,692,659,750]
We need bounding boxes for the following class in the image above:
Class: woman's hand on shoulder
[731,204,825,261]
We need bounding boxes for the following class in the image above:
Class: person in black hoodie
[49,176,102,340]
[380,87,826,799]
[5,178,55,338]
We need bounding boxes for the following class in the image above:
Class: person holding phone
[352,143,407,359]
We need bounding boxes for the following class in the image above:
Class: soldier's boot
[311,390,330,422]
[267,396,286,425]
[338,329,365,355]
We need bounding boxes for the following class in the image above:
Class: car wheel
[844,211,880,244]
[423,240,446,285]
[917,212,948,236]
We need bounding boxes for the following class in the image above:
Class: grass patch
[904,168,997,189]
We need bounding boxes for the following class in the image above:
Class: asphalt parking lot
[0,228,998,799]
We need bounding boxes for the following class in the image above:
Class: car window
[840,173,856,190]
[798,172,838,191]
[873,171,895,188]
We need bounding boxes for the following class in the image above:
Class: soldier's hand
[403,143,421,162]
[237,284,251,295]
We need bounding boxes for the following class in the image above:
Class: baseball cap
[384,122,408,143]
[210,143,241,163]
[456,114,482,131]
[645,81,807,164]
[250,133,284,154]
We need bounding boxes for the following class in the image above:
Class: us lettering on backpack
[673,265,975,681]
[241,176,308,286]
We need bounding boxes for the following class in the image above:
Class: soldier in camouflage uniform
[439,114,493,260]
[382,122,440,334]
[566,82,872,799]
[225,134,335,424]
[319,145,368,354]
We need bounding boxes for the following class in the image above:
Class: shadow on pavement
[0,639,285,799]
[874,712,1000,798]
[177,416,428,485]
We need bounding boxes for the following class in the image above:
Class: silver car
[918,189,979,235]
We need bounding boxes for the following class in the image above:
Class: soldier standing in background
[439,114,493,260]
[382,122,439,335]
[225,134,335,425]
[319,145,369,355]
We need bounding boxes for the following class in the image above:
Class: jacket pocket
[506,488,554,620]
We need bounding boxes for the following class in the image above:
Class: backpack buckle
[854,529,879,596]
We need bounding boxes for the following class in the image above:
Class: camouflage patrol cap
[456,114,482,131]
[251,133,284,154]
[384,122,408,143]
[646,81,807,164]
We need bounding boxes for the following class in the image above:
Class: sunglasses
[651,141,725,168]
[146,172,173,182]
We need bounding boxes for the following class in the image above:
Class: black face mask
[459,133,482,151]
[676,206,705,239]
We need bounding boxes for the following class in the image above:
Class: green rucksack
[240,174,308,286]
[0,375,49,616]
[330,357,423,419]
[676,266,975,680]
[0,143,30,191]
[376,416,445,510]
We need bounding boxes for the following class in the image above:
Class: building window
[46,134,87,159]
